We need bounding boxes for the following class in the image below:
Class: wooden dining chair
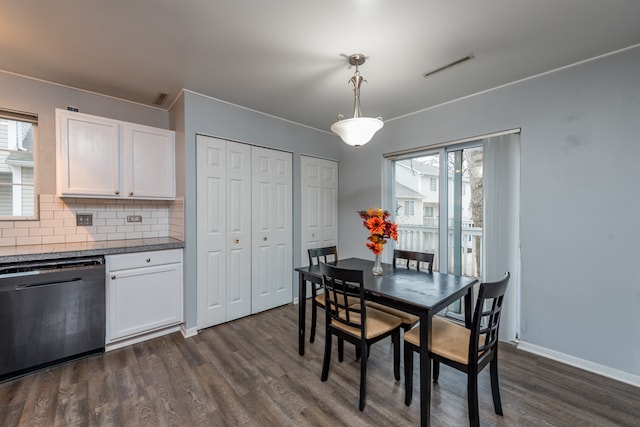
[403,272,510,427]
[307,246,338,343]
[393,249,435,273]
[366,249,435,331]
[320,262,402,411]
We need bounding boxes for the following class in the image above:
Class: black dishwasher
[0,257,105,381]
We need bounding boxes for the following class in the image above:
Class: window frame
[0,109,39,220]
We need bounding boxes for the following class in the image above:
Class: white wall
[338,46,640,380]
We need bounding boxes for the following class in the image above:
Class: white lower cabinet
[106,249,183,348]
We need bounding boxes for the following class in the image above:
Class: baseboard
[517,341,640,388]
[293,297,299,305]
[106,324,182,352]
[181,324,198,338]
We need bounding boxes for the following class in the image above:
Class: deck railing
[396,224,483,278]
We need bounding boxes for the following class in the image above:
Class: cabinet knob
[146,258,151,263]
[263,236,268,241]
[234,239,240,244]
[115,190,120,195]
[111,275,116,280]
[129,191,134,196]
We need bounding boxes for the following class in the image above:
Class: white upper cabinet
[56,110,121,197]
[122,123,176,199]
[56,109,175,199]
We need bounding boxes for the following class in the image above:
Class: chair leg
[404,341,413,406]
[310,300,318,343]
[359,342,368,411]
[490,355,503,415]
[338,338,344,362]
[467,369,480,427]
[433,360,440,381]
[393,330,400,381]
[321,332,332,381]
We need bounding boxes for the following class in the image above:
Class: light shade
[330,117,384,148]
[332,53,383,148]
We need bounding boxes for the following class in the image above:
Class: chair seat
[332,304,402,340]
[404,317,485,365]
[365,301,419,326]
[315,293,358,308]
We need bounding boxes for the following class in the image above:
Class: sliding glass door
[447,146,483,278]
[394,143,483,318]
[394,143,483,277]
[390,131,520,338]
[394,153,441,270]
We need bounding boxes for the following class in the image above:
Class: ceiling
[2,0,640,133]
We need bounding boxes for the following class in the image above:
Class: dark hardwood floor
[1,303,639,426]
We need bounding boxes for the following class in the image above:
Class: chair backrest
[392,249,434,273]
[320,263,365,338]
[470,272,510,362]
[308,246,338,266]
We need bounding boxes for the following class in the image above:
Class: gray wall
[338,46,640,378]
[173,91,342,331]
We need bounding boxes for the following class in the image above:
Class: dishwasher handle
[15,277,83,290]
[0,257,104,277]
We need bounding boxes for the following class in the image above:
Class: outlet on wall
[76,213,93,226]
[127,215,143,223]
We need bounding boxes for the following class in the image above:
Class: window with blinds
[0,109,37,219]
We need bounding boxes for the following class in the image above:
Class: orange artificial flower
[358,208,398,256]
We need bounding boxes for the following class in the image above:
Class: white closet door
[225,142,252,321]
[300,156,338,267]
[251,146,292,313]
[196,136,251,329]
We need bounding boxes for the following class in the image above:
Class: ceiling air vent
[423,54,475,78]
[153,92,168,106]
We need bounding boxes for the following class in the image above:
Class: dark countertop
[0,237,185,263]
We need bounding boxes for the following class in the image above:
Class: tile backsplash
[0,194,184,247]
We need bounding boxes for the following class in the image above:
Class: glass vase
[372,254,383,276]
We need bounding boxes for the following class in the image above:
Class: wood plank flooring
[1,303,639,426]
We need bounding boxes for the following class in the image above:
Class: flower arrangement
[358,208,398,255]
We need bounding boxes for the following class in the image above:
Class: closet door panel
[252,147,292,314]
[225,142,252,322]
[300,157,338,267]
[197,137,228,328]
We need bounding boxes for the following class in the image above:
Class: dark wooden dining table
[295,257,478,427]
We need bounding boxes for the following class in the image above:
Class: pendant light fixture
[331,53,383,148]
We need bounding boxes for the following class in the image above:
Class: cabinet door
[56,109,120,197]
[122,123,176,199]
[107,262,182,341]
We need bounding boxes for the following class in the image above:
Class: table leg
[419,311,432,427]
[298,271,306,356]
[464,286,473,329]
